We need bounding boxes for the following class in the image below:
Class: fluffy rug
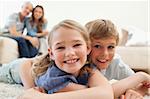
[0,82,24,99]
[0,82,149,99]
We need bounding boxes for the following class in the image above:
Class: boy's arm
[112,72,150,98]
[120,89,143,99]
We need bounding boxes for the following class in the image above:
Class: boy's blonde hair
[32,19,91,78]
[85,19,119,45]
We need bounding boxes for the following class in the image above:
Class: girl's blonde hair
[85,19,119,45]
[32,19,91,78]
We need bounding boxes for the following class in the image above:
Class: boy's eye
[94,45,101,48]
[108,45,115,49]
[73,44,82,47]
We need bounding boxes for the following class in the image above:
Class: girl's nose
[65,48,75,57]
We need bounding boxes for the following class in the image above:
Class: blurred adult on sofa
[0,1,39,58]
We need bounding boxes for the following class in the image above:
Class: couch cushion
[116,46,150,73]
[0,37,19,63]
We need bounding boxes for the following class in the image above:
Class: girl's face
[48,27,90,75]
[90,38,116,70]
[33,7,43,20]
[21,3,33,17]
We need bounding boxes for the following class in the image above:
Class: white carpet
[0,82,24,99]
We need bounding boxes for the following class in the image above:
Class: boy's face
[48,27,90,76]
[90,38,116,70]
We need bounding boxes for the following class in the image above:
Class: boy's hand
[142,82,150,88]
[120,89,143,99]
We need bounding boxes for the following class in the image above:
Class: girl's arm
[56,83,87,92]
[87,69,114,97]
[18,69,114,99]
[18,86,114,99]
[19,59,35,89]
[57,69,113,95]
[88,69,110,87]
[112,72,150,98]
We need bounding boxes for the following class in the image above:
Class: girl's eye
[56,46,65,50]
[94,45,101,48]
[73,44,82,47]
[108,45,115,49]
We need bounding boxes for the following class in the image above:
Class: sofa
[116,46,150,73]
[0,36,19,63]
[0,36,48,63]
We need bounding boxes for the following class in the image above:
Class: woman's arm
[112,72,150,98]
[21,35,39,48]
[35,19,48,37]
[36,30,48,37]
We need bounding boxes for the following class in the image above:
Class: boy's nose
[102,48,109,57]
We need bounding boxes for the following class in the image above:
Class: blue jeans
[11,37,38,58]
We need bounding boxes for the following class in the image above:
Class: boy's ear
[48,48,55,60]
[87,44,91,55]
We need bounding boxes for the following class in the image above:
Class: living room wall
[0,0,149,33]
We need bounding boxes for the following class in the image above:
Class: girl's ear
[48,48,55,60]
[87,43,91,55]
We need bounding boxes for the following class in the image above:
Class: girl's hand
[121,89,143,99]
[17,88,44,99]
[33,87,46,93]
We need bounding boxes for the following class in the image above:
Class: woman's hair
[32,19,91,78]
[30,5,45,33]
[85,19,119,45]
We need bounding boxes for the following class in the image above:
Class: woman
[25,5,48,55]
